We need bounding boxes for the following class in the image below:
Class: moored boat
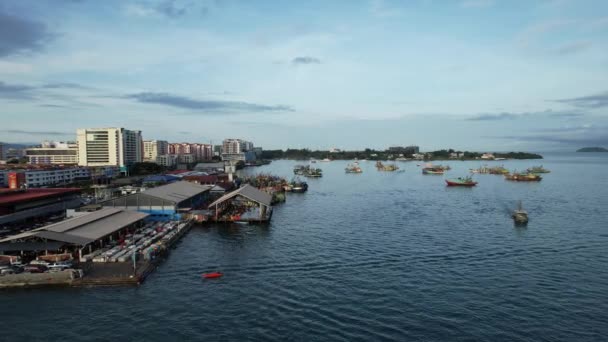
[526,165,550,174]
[422,167,444,175]
[345,162,363,173]
[375,161,399,171]
[445,176,477,187]
[504,172,542,182]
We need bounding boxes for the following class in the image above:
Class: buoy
[202,272,223,279]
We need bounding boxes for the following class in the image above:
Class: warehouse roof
[0,208,149,246]
[0,188,81,206]
[208,184,273,208]
[141,181,211,204]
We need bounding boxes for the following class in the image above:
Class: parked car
[30,260,50,266]
[48,264,70,271]
[0,268,15,275]
[23,265,46,273]
[10,266,24,274]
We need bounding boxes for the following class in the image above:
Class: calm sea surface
[2,153,607,341]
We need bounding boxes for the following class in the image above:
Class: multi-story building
[0,165,119,188]
[156,154,178,167]
[168,143,213,163]
[143,140,169,162]
[77,128,143,169]
[24,141,79,165]
[221,139,255,162]
[0,142,4,161]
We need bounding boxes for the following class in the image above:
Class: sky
[1,0,607,151]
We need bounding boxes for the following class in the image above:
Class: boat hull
[445,180,477,187]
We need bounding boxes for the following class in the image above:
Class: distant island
[577,147,608,152]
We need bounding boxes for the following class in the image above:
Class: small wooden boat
[512,201,528,225]
[422,167,444,175]
[202,272,223,279]
[526,165,550,174]
[505,172,542,182]
[445,177,477,187]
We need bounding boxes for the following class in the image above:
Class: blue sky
[1,0,607,151]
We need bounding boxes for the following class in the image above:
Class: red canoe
[202,272,223,279]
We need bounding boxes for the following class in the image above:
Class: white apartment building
[24,141,79,165]
[143,140,169,162]
[77,128,143,168]
[222,139,252,154]
[156,154,178,167]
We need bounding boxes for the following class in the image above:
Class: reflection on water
[1,153,608,341]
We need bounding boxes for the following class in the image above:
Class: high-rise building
[143,140,169,162]
[221,139,255,162]
[77,128,142,168]
[24,141,79,165]
[0,142,4,161]
[168,143,213,162]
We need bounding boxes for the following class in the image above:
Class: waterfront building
[0,208,148,257]
[0,188,82,225]
[24,141,78,165]
[77,128,143,169]
[100,181,212,220]
[143,140,169,162]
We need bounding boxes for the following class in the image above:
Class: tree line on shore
[261,149,542,160]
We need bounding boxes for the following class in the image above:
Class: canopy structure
[0,208,149,248]
[207,185,273,222]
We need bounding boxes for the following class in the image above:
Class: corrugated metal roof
[68,211,148,242]
[0,188,81,206]
[0,209,149,246]
[142,181,211,204]
[44,208,123,233]
[208,184,273,207]
[34,231,92,245]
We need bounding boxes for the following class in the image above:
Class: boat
[320,158,331,162]
[422,167,444,175]
[345,162,363,173]
[445,176,478,187]
[435,164,451,171]
[293,165,306,175]
[526,165,550,174]
[512,201,528,225]
[304,167,323,178]
[375,161,399,171]
[290,179,308,192]
[504,172,542,182]
[202,272,223,279]
[470,165,508,174]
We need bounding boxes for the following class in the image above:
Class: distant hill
[577,147,608,152]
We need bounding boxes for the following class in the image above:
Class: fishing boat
[504,172,542,182]
[320,158,331,162]
[512,201,528,225]
[293,165,306,175]
[202,272,223,279]
[290,179,308,193]
[345,162,363,173]
[422,167,444,175]
[526,165,550,174]
[375,161,399,171]
[445,176,477,187]
[435,164,451,171]
[304,167,323,178]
